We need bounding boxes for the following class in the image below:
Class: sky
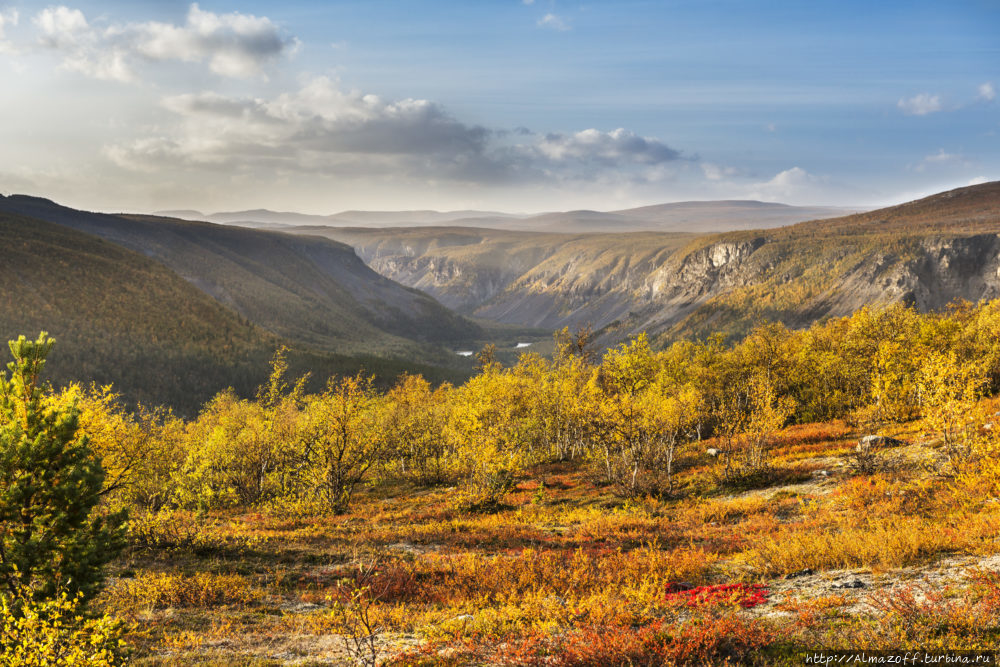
[0,0,996,214]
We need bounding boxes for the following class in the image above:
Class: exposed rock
[784,568,814,580]
[706,448,720,457]
[292,183,1000,348]
[831,579,867,590]
[856,435,905,454]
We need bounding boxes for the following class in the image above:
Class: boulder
[856,434,905,453]
[706,448,720,457]
[784,568,814,580]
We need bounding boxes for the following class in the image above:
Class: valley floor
[104,405,1000,666]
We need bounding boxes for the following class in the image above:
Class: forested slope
[0,210,275,410]
[0,195,482,360]
[0,210,478,413]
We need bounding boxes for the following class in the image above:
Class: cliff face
[904,235,1000,310]
[287,182,1000,344]
[298,231,1000,344]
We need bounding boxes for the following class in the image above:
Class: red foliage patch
[409,615,778,667]
[664,582,769,609]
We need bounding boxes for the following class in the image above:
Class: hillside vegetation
[0,211,274,412]
[0,195,482,360]
[0,210,483,414]
[23,295,1000,664]
[300,182,1000,347]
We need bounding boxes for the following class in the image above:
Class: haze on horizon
[0,0,996,215]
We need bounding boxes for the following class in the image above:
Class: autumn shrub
[663,582,769,609]
[0,585,130,666]
[919,350,988,474]
[127,508,269,555]
[712,373,795,485]
[838,585,1000,651]
[176,388,301,509]
[746,514,990,575]
[834,475,935,518]
[51,383,186,510]
[591,335,703,497]
[446,368,535,510]
[486,614,777,667]
[381,374,456,486]
[107,571,262,610]
[299,374,388,513]
[374,545,716,611]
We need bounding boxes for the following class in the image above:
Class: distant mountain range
[282,182,1000,343]
[155,200,861,233]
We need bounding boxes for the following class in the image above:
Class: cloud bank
[105,77,686,186]
[0,7,18,53]
[34,3,297,81]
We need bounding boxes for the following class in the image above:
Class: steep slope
[0,210,274,411]
[292,227,585,311]
[295,182,1000,345]
[0,196,481,360]
[637,181,1000,340]
[285,225,693,329]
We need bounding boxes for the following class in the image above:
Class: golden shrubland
[12,299,1000,664]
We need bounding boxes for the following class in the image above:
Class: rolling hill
[289,182,1000,345]
[157,201,857,233]
[0,209,279,411]
[0,195,482,362]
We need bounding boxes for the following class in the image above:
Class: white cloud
[105,78,684,186]
[978,82,996,102]
[746,166,823,202]
[537,13,570,31]
[35,6,88,47]
[897,93,942,116]
[0,7,18,53]
[522,0,536,4]
[536,128,679,164]
[34,6,135,80]
[911,149,970,172]
[34,3,297,82]
[968,176,988,186]
[106,79,499,178]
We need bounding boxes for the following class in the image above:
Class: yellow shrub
[0,587,130,666]
[107,571,262,611]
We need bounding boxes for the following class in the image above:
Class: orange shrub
[107,571,263,610]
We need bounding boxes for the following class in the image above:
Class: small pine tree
[0,333,126,605]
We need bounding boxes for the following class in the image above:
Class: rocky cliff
[287,182,1000,344]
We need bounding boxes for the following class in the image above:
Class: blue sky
[0,0,996,213]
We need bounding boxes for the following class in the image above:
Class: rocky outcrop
[903,234,1000,310]
[333,229,1000,343]
[284,183,1000,345]
[644,238,768,300]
